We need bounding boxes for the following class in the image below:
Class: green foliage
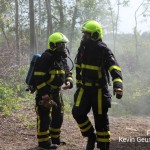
[109,68,150,116]
[0,80,21,115]
[105,32,150,116]
[0,0,150,118]
[0,66,34,115]
[63,91,73,113]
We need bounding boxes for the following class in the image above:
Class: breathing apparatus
[48,32,74,71]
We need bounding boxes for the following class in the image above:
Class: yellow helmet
[81,20,103,40]
[48,32,69,50]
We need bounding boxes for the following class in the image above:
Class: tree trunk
[114,0,120,54]
[107,0,116,53]
[69,0,78,51]
[15,0,20,65]
[45,0,53,39]
[134,0,144,68]
[0,23,10,49]
[37,0,41,52]
[29,0,35,61]
[55,0,64,32]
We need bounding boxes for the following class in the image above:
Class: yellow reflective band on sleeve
[76,64,81,68]
[37,82,46,89]
[78,120,90,128]
[97,138,111,142]
[98,89,102,115]
[97,131,110,136]
[38,137,51,142]
[80,124,92,132]
[81,64,100,70]
[49,70,65,74]
[109,65,121,72]
[75,88,84,107]
[113,78,123,83]
[50,127,61,132]
[66,77,73,81]
[34,72,46,76]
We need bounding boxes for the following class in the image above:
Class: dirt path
[0,102,150,150]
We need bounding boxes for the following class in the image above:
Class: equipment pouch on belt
[39,94,57,108]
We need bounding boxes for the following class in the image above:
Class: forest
[0,0,150,150]
[1,0,150,115]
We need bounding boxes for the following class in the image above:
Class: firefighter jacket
[75,40,123,90]
[34,49,73,96]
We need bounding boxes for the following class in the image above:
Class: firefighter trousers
[35,90,64,145]
[72,86,111,150]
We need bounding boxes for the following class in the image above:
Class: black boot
[52,138,66,145]
[86,133,96,150]
[38,141,58,149]
[100,146,109,150]
[97,143,110,150]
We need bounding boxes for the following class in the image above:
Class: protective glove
[39,94,57,108]
[113,88,123,99]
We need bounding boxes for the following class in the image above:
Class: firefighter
[34,32,73,149]
[72,20,123,150]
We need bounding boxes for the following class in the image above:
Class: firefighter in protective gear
[72,20,123,150]
[34,32,73,149]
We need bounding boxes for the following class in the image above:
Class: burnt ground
[0,101,150,150]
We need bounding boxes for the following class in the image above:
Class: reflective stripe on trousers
[75,87,102,114]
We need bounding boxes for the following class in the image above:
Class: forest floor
[0,100,150,150]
